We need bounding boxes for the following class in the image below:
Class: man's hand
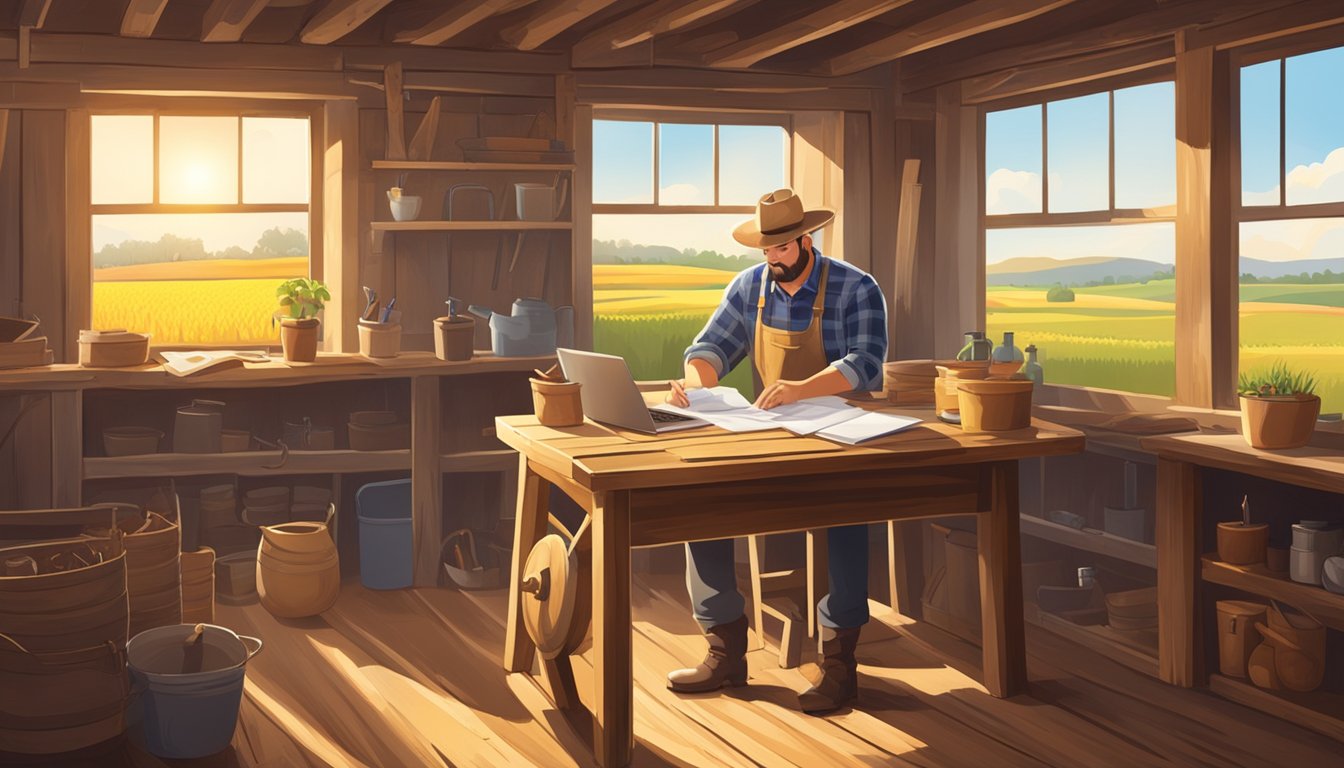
[754,380,805,410]
[665,378,691,408]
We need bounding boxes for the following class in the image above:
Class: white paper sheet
[764,396,865,435]
[816,411,922,445]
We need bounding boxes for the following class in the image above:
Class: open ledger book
[659,386,921,444]
[160,350,271,377]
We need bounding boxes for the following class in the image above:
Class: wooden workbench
[496,407,1084,767]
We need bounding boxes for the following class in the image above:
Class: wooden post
[504,455,551,673]
[572,105,594,350]
[591,489,632,767]
[383,62,407,161]
[932,82,980,358]
[1174,41,1237,409]
[65,109,90,365]
[806,528,828,639]
[323,100,359,352]
[978,461,1025,698]
[49,390,80,507]
[410,375,442,586]
[1156,456,1199,687]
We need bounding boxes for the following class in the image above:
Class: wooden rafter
[500,0,621,51]
[825,0,1078,76]
[703,0,913,69]
[120,0,171,38]
[300,0,395,45]
[18,0,51,29]
[573,0,748,60]
[393,0,517,46]
[201,0,271,43]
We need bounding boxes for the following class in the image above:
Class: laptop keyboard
[649,409,694,423]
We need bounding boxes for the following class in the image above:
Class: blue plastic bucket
[126,623,262,759]
[357,478,414,589]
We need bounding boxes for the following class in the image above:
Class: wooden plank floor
[31,571,1342,767]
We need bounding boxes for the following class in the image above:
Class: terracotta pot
[280,317,319,363]
[256,505,339,618]
[530,378,583,427]
[957,378,1033,432]
[1216,522,1268,565]
[1239,394,1319,449]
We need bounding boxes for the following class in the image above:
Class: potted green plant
[1238,362,1320,449]
[275,278,329,363]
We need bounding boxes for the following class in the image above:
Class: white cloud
[1243,145,1344,207]
[986,168,1041,215]
[659,183,706,206]
[1241,217,1344,262]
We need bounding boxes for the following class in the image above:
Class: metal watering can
[467,298,572,357]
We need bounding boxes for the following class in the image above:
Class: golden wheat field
[93,278,293,345]
[93,257,308,282]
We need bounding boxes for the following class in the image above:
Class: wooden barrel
[0,533,129,754]
[180,547,215,625]
[101,508,182,639]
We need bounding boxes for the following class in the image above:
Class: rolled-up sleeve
[684,268,756,377]
[831,274,887,391]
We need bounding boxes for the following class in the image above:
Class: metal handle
[239,634,263,661]
[521,568,550,601]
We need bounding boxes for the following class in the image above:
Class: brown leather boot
[667,615,749,693]
[798,625,860,714]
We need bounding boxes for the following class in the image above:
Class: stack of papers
[659,386,921,443]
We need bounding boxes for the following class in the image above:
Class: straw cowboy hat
[732,188,835,248]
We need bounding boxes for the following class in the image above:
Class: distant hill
[593,239,756,271]
[1240,256,1344,279]
[987,257,1171,286]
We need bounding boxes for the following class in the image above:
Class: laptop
[556,348,710,435]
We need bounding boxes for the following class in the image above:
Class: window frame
[591,108,793,216]
[85,101,323,348]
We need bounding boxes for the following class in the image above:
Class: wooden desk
[497,407,1083,767]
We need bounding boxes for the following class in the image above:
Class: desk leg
[979,461,1026,698]
[1157,457,1198,687]
[504,456,550,673]
[592,489,632,768]
[806,528,828,640]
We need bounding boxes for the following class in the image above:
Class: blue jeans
[684,524,869,632]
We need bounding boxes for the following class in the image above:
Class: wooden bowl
[78,330,150,367]
[220,429,251,453]
[956,379,1033,432]
[102,426,163,456]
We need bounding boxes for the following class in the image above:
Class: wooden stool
[746,529,827,668]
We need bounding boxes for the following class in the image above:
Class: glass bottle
[1023,343,1043,385]
[957,331,992,361]
[992,331,1024,368]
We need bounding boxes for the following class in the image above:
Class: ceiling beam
[201,0,272,43]
[18,0,51,29]
[703,0,913,69]
[393,0,519,46]
[120,0,171,38]
[500,0,621,51]
[300,0,395,45]
[572,0,748,65]
[825,0,1078,76]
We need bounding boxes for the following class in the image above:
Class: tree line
[94,228,308,268]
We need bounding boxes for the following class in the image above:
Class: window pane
[160,116,238,204]
[593,120,653,204]
[719,125,787,206]
[243,117,309,204]
[1241,60,1281,206]
[91,116,153,205]
[1239,218,1344,411]
[656,123,713,205]
[1047,93,1109,212]
[986,223,1175,397]
[1285,46,1344,205]
[985,105,1042,215]
[1114,82,1175,209]
[92,212,308,345]
[592,213,758,398]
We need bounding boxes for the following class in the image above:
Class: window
[983,81,1176,397]
[91,113,312,346]
[1238,45,1344,412]
[592,115,792,396]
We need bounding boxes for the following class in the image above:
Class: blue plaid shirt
[685,251,888,391]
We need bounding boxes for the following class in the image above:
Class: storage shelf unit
[85,449,412,479]
[1201,554,1344,631]
[1025,605,1159,677]
[1209,674,1344,743]
[440,448,517,472]
[1020,514,1157,568]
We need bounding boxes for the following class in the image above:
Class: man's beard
[768,245,810,283]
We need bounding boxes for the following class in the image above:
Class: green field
[592,266,1344,410]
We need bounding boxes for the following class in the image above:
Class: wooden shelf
[441,448,516,472]
[0,352,556,392]
[1201,553,1344,631]
[1208,674,1344,743]
[1025,604,1159,677]
[84,449,410,479]
[371,160,575,172]
[371,220,572,232]
[1142,432,1344,495]
[1021,514,1157,568]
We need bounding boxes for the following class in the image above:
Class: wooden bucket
[256,504,340,618]
[0,525,130,755]
[89,507,182,639]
